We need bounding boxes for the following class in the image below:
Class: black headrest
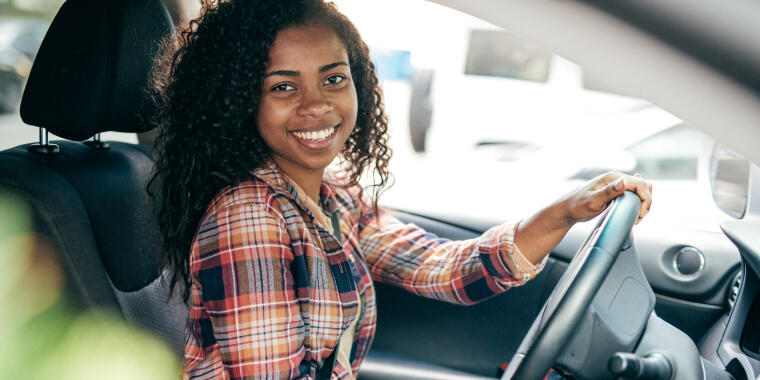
[20,0,174,141]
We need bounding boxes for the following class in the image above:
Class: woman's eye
[272,84,295,92]
[325,75,345,85]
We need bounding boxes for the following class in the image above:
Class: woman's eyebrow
[319,61,349,73]
[264,62,348,78]
[264,70,299,78]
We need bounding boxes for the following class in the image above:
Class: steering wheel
[503,191,642,380]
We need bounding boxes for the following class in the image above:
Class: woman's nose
[297,88,333,118]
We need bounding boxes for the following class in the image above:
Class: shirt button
[347,254,355,263]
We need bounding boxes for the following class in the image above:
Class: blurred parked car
[0,17,47,113]
[407,22,658,153]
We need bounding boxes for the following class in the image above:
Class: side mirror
[706,142,751,218]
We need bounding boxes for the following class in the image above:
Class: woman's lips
[292,125,337,141]
[290,125,339,149]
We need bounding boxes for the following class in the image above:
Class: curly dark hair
[149,0,391,300]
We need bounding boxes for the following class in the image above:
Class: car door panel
[362,210,565,378]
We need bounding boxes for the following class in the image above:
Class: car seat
[0,0,187,357]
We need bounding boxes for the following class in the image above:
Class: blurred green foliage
[0,193,180,380]
[0,0,64,18]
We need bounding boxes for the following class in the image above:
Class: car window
[332,0,726,226]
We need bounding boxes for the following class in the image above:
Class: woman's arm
[515,172,652,265]
[185,202,306,379]
[358,206,534,306]
[356,172,651,305]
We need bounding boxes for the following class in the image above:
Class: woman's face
[257,23,358,183]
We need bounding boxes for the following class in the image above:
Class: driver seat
[0,0,187,357]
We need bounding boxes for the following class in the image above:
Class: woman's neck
[272,158,324,202]
[292,175,322,203]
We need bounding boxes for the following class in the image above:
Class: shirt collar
[252,159,339,215]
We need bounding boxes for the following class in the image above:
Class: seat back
[0,0,187,357]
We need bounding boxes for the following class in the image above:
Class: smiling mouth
[292,126,337,142]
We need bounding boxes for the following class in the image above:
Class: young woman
[150,0,652,379]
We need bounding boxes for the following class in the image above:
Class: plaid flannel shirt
[183,160,546,379]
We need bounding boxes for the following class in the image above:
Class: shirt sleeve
[358,206,547,306]
[487,221,546,281]
[185,202,307,380]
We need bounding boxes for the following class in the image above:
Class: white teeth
[294,127,335,141]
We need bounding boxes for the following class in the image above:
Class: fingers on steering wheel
[590,176,622,218]
[604,173,651,225]
[606,176,626,198]
[630,176,652,224]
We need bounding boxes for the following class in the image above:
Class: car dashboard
[716,220,760,379]
[378,204,757,379]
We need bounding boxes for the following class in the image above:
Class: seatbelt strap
[330,211,341,242]
[315,212,343,380]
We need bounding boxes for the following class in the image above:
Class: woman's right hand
[514,171,652,265]
[561,171,652,226]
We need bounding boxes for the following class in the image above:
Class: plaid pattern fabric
[183,160,546,379]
